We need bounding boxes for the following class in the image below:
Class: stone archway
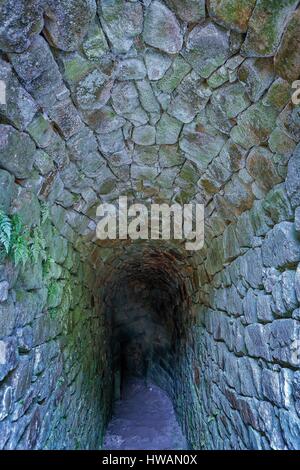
[0,0,300,450]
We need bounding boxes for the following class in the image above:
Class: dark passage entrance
[102,248,193,449]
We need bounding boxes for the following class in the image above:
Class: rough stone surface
[231,102,278,149]
[208,82,250,133]
[45,0,96,51]
[143,1,183,54]
[246,147,280,192]
[183,22,231,78]
[98,0,143,54]
[238,58,275,102]
[0,0,44,53]
[145,50,172,82]
[286,143,300,208]
[209,0,256,33]
[275,9,300,82]
[166,0,205,23]
[0,0,300,453]
[242,0,299,57]
[132,126,156,146]
[156,113,182,145]
[262,222,300,268]
[0,125,36,178]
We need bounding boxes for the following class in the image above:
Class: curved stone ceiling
[1,0,298,247]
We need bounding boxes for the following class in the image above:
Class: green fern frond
[0,211,48,267]
[0,210,12,253]
[30,226,47,263]
[10,215,30,267]
[11,235,29,267]
[41,202,50,225]
[11,214,23,237]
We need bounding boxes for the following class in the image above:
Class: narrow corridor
[1,0,300,451]
[103,378,187,450]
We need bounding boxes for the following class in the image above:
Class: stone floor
[103,378,188,450]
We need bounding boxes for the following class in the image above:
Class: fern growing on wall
[0,210,12,253]
[30,225,47,263]
[10,214,30,266]
[0,210,47,267]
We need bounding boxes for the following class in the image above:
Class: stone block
[270,319,300,367]
[239,356,262,398]
[166,0,205,23]
[257,294,273,323]
[262,222,300,269]
[258,401,285,450]
[245,323,271,361]
[279,410,300,450]
[207,82,250,133]
[261,369,282,407]
[136,81,160,114]
[262,184,293,225]
[242,0,298,57]
[0,59,38,131]
[243,289,258,324]
[247,146,280,192]
[82,19,109,61]
[48,99,83,140]
[231,102,278,149]
[0,281,9,304]
[240,248,263,289]
[286,143,300,208]
[275,9,300,82]
[75,69,113,111]
[156,113,182,145]
[238,58,275,102]
[208,0,256,33]
[0,0,44,53]
[0,385,12,422]
[99,0,143,54]
[157,56,191,94]
[183,22,231,78]
[0,337,18,382]
[116,58,146,81]
[0,170,15,213]
[145,50,172,82]
[0,125,36,178]
[132,126,156,146]
[143,1,183,54]
[11,358,33,401]
[45,0,96,51]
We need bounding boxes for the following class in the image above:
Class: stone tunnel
[0,0,300,450]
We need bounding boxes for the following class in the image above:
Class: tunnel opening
[101,245,195,448]
[102,247,194,396]
[1,0,300,452]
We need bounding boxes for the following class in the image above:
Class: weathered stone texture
[0,0,300,453]
[45,0,96,51]
[242,0,299,57]
[0,0,44,53]
[275,9,300,82]
[183,22,232,78]
[143,1,183,54]
[209,0,256,33]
